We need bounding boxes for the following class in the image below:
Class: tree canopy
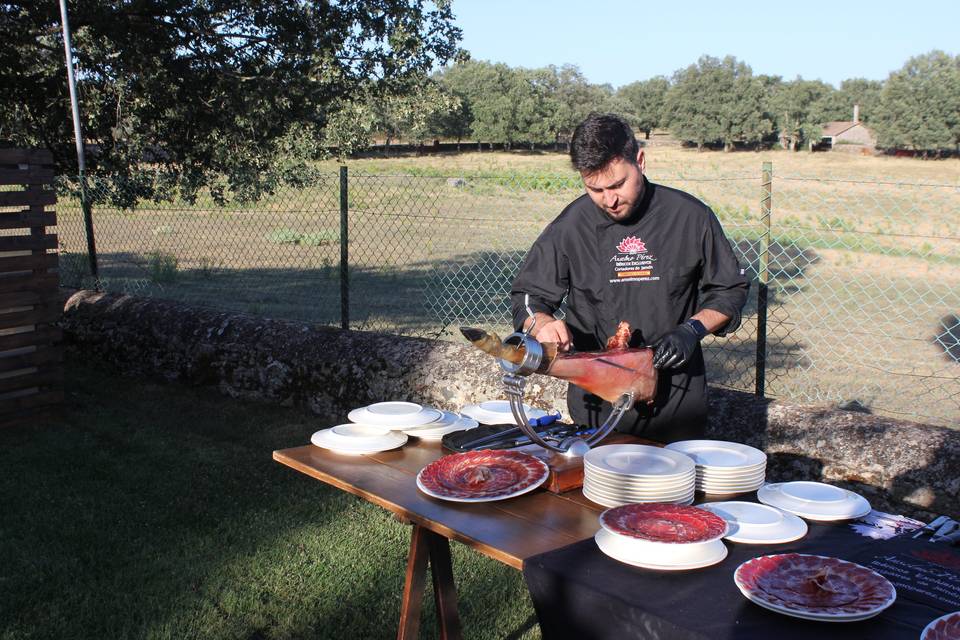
[872,51,960,153]
[617,77,669,139]
[661,55,773,151]
[4,0,955,202]
[0,0,461,201]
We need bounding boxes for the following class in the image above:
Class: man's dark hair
[570,113,639,174]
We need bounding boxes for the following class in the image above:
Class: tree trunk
[644,130,650,140]
[724,142,733,152]
[697,142,704,152]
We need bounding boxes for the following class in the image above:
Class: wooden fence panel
[0,149,62,427]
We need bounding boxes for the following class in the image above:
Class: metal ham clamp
[460,294,657,457]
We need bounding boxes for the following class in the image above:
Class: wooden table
[273,440,607,639]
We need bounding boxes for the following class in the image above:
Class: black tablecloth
[523,517,960,640]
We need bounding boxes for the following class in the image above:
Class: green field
[52,147,960,425]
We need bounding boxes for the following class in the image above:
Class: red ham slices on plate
[600,503,728,544]
[735,553,896,621]
[417,450,549,502]
[922,611,960,640]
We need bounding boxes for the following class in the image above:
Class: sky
[450,0,959,89]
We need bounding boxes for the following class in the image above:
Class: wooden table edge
[273,447,593,570]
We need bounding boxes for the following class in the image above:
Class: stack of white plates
[310,423,407,455]
[459,400,549,425]
[401,411,479,441]
[757,481,871,521]
[665,440,767,495]
[582,444,696,508]
[348,401,442,429]
[595,503,729,571]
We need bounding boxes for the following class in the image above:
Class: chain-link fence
[54,165,960,426]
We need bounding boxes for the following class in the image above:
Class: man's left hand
[652,322,702,370]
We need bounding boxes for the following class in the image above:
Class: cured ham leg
[460,323,657,405]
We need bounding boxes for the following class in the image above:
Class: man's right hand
[525,313,572,352]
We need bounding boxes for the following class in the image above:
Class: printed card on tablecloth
[850,533,960,612]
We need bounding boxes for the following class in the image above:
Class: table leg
[427,530,463,640]
[398,524,430,640]
[396,524,463,640]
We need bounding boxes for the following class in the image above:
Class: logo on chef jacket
[610,235,658,284]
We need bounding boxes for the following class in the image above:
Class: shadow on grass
[0,359,369,639]
[0,357,540,640]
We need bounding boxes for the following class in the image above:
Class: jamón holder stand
[498,296,633,457]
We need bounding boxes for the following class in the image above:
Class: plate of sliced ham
[416,450,549,502]
[734,553,896,621]
[921,611,960,640]
[599,503,728,544]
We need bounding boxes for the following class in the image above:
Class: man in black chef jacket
[510,113,749,442]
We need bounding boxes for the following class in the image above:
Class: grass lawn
[0,358,540,640]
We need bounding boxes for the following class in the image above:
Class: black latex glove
[652,322,702,370]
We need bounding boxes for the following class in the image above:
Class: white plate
[697,467,767,478]
[666,440,766,469]
[698,477,766,489]
[595,526,726,563]
[758,482,872,521]
[734,554,897,622]
[737,586,888,622]
[695,463,767,477]
[583,482,696,502]
[414,453,549,503]
[698,471,767,484]
[584,445,696,478]
[583,462,697,487]
[585,476,696,493]
[585,468,696,489]
[698,501,808,544]
[698,480,766,493]
[583,487,695,508]
[921,611,960,639]
[404,413,480,440]
[699,487,763,497]
[459,400,548,425]
[310,426,407,455]
[595,529,728,570]
[325,423,394,441]
[348,402,442,428]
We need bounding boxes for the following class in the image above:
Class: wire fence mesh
[54,165,960,427]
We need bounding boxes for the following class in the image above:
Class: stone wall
[60,290,959,521]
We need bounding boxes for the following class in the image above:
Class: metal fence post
[339,165,349,330]
[755,162,772,397]
[79,173,98,281]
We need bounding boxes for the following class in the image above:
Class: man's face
[581,149,646,222]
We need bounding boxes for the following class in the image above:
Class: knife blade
[466,425,597,449]
[459,421,567,450]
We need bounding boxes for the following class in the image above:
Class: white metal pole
[58,0,98,279]
[58,0,85,173]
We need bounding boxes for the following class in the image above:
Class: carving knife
[930,518,959,542]
[913,514,950,538]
